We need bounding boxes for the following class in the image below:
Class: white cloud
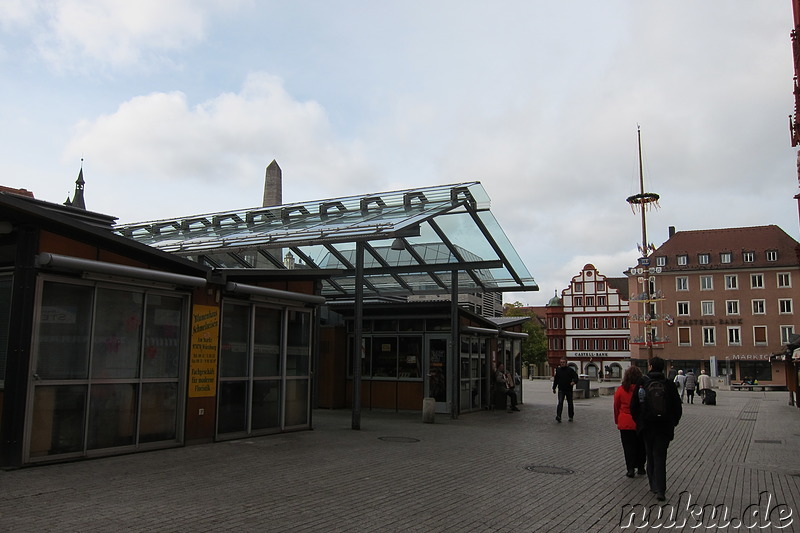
[64,72,372,220]
[1,0,246,70]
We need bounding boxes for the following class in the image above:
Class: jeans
[642,431,671,494]
[556,388,574,419]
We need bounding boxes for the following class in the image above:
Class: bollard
[422,397,436,423]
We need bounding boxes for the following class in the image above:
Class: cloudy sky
[2,1,798,306]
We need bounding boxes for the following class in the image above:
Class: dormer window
[766,250,778,262]
[655,256,666,267]
[698,253,710,265]
[720,252,732,264]
[677,254,688,266]
[743,251,755,262]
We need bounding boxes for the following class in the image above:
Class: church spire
[65,160,86,210]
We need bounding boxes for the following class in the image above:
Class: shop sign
[189,305,219,397]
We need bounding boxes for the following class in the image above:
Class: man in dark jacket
[630,356,682,502]
[552,358,579,422]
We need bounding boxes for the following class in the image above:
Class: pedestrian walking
[697,369,713,403]
[673,370,687,402]
[630,356,682,502]
[552,357,578,422]
[684,370,697,404]
[613,365,646,478]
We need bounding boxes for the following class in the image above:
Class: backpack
[639,378,668,421]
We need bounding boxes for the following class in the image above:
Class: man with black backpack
[630,356,682,502]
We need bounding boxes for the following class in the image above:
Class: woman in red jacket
[614,365,646,478]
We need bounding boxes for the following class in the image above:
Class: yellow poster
[189,304,220,398]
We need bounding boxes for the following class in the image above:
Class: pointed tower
[262,160,282,207]
[65,164,86,210]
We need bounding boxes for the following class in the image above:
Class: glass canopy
[117,182,538,300]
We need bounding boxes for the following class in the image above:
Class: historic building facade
[545,264,631,380]
[627,225,800,386]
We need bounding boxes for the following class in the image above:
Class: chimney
[263,160,282,207]
[668,226,676,238]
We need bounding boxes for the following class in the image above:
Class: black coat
[630,371,683,441]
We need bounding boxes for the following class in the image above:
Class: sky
[2,1,799,307]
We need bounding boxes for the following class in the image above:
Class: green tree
[503,302,547,368]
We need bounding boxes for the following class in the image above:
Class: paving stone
[0,380,798,532]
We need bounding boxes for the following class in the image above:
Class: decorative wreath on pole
[626,192,660,213]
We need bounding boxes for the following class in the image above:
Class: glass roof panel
[117,182,538,298]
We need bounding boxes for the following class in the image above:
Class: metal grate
[524,465,574,475]
[378,436,420,443]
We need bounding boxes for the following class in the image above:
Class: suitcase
[703,389,716,405]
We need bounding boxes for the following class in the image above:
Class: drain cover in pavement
[524,465,574,475]
[379,436,420,443]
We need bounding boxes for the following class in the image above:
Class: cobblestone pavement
[1,379,799,532]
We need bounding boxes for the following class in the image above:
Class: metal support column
[352,241,364,430]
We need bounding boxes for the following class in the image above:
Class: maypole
[626,125,668,362]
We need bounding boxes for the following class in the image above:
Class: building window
[676,277,689,291]
[702,327,716,345]
[753,326,768,345]
[574,282,583,292]
[700,275,713,290]
[592,317,599,329]
[573,317,581,329]
[750,273,764,289]
[678,327,691,346]
[778,273,791,288]
[586,296,594,307]
[727,327,741,346]
[572,338,580,350]
[724,274,738,290]
[598,296,606,306]
[677,301,689,316]
[655,256,666,267]
[779,299,793,314]
[701,301,714,316]
[766,250,778,262]
[574,296,583,306]
[698,253,710,265]
[743,251,755,262]
[752,299,766,314]
[677,255,688,266]
[597,282,605,291]
[726,300,739,315]
[720,252,732,264]
[781,325,795,344]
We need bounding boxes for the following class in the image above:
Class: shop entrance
[424,335,449,413]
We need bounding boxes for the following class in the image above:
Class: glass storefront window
[218,381,248,434]
[251,379,281,430]
[398,337,422,378]
[143,295,183,378]
[92,288,143,379]
[87,383,136,450]
[29,385,86,457]
[286,310,310,377]
[139,382,178,443]
[37,282,93,380]
[254,307,281,377]
[739,361,772,382]
[29,279,187,461]
[372,337,398,377]
[220,303,250,378]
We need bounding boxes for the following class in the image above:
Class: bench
[729,384,786,392]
